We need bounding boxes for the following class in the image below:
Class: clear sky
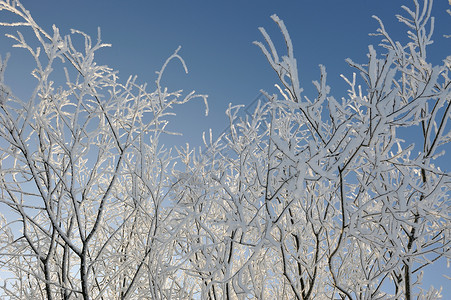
[0,0,450,296]
[1,1,449,147]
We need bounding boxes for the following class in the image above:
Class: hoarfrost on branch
[0,0,449,299]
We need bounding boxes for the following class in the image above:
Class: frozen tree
[173,0,450,299]
[0,0,449,300]
[0,1,208,299]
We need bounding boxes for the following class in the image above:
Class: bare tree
[0,0,449,299]
[174,1,450,299]
[0,1,207,299]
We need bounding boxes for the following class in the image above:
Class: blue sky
[2,1,450,148]
[0,0,450,296]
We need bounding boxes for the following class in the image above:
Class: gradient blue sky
[1,1,449,146]
[0,0,450,296]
